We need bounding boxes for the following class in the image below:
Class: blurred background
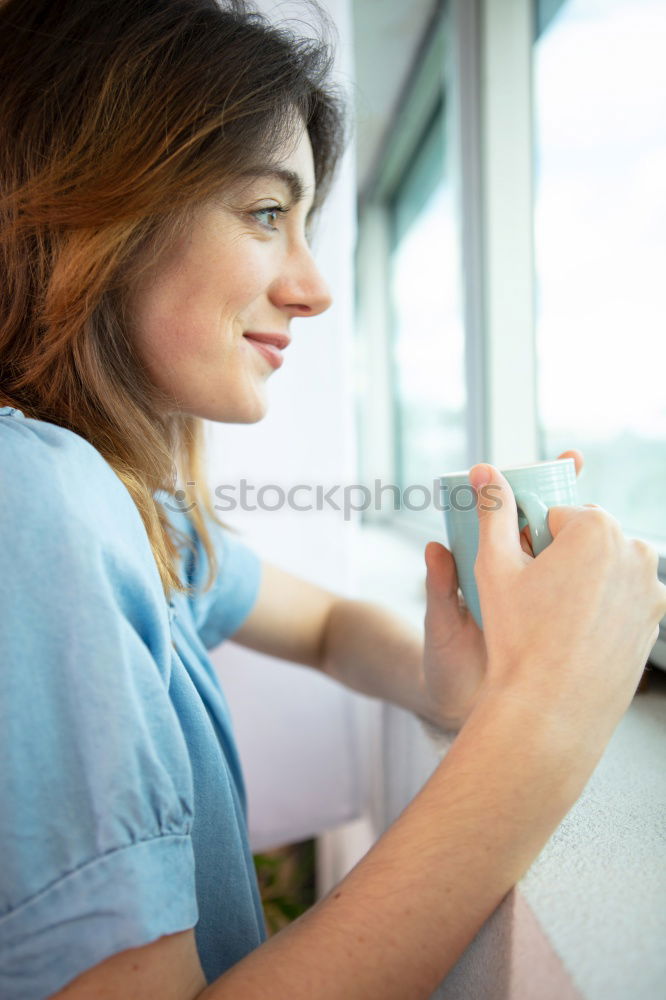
[202,0,666,962]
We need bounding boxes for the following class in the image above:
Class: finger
[524,506,604,549]
[424,542,470,634]
[557,448,584,477]
[520,536,534,556]
[520,525,534,556]
[425,541,460,600]
[469,463,524,565]
[546,501,617,539]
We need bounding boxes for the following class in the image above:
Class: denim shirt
[0,406,266,997]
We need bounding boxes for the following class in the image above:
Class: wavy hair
[0,0,347,601]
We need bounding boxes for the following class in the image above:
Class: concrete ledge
[433,890,582,1000]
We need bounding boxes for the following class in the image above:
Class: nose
[268,243,333,318]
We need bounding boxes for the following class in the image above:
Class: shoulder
[0,407,143,539]
[170,503,263,649]
[0,407,170,651]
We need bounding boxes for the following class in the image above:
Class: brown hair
[0,0,347,600]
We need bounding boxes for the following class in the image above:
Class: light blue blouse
[0,406,266,997]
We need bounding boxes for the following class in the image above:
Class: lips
[243,332,288,370]
[243,332,291,350]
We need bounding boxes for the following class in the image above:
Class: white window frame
[355,7,450,546]
[356,0,538,546]
[355,0,666,665]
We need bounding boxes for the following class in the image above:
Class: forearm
[319,597,434,722]
[199,690,594,1000]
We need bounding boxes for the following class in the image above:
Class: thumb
[469,463,524,565]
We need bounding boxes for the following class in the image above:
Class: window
[533,0,666,545]
[353,0,666,886]
[389,100,466,530]
[356,0,666,564]
[356,7,468,535]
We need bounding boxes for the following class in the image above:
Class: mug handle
[512,489,553,556]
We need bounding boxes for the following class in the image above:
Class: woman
[0,1,663,997]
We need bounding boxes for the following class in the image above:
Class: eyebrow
[239,168,316,220]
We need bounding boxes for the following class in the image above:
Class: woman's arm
[227,449,587,731]
[228,560,337,668]
[53,688,591,1000]
[230,561,437,719]
[200,690,595,1000]
[53,465,665,1000]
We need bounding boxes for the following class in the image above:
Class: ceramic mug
[439,458,579,628]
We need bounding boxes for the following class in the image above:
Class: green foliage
[253,839,316,936]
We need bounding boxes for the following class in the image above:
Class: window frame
[357,0,530,546]
[355,0,666,663]
[355,7,451,546]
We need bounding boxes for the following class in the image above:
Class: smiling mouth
[243,331,291,350]
[243,334,285,369]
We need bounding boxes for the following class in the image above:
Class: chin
[202,394,268,425]
[232,406,267,425]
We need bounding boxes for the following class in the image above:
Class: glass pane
[533,0,666,545]
[389,106,466,526]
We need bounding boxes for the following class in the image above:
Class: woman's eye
[252,205,288,231]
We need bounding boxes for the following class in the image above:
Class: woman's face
[130,124,332,423]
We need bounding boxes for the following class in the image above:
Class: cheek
[164,248,269,325]
[130,236,272,366]
[218,241,274,307]
[132,272,218,355]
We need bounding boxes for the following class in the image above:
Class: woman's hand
[421,450,585,730]
[471,463,666,755]
[518,449,584,555]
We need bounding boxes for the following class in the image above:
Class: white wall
[203,0,370,852]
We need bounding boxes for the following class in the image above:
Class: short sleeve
[185,514,262,651]
[0,414,199,999]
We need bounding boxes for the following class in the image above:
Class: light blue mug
[440,458,579,628]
